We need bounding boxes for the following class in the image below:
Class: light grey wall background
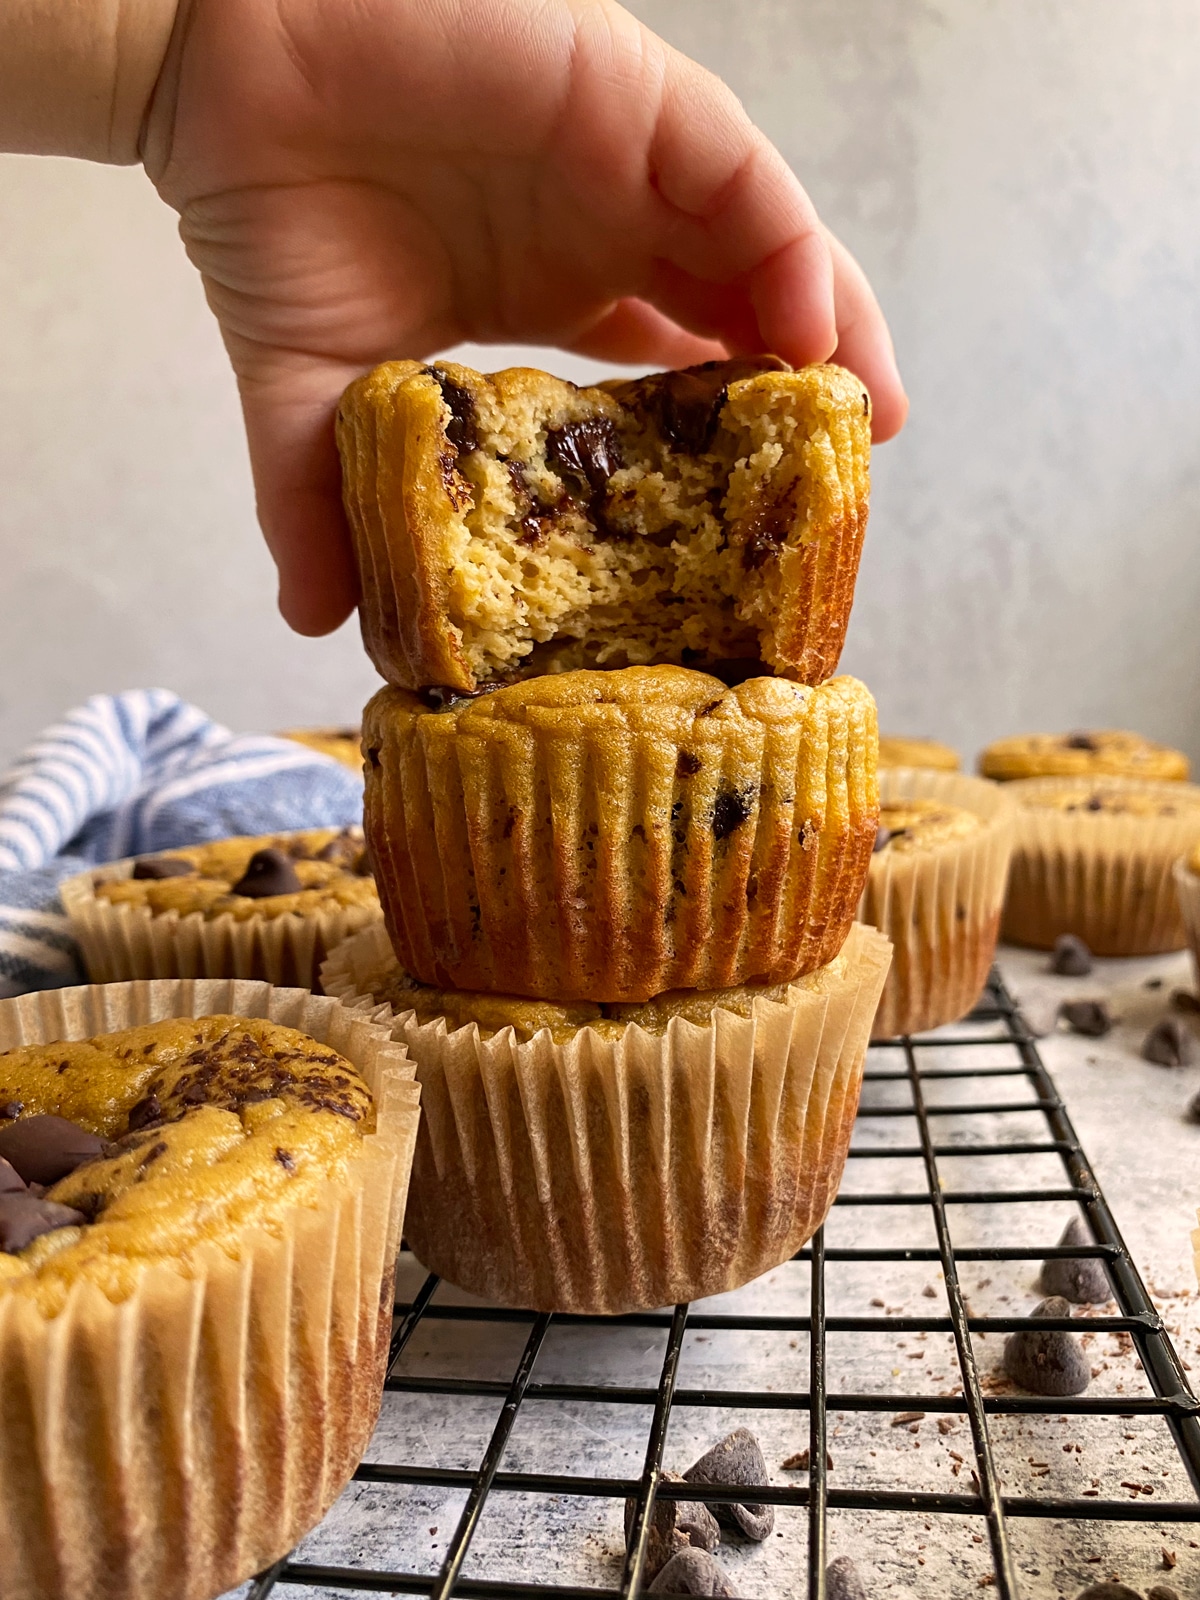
[2,0,1200,767]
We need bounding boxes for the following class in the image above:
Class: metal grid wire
[248,970,1200,1598]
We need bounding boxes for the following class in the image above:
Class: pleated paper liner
[60,831,383,991]
[0,977,420,1600]
[323,920,892,1315]
[1001,777,1200,955]
[857,768,1014,1038]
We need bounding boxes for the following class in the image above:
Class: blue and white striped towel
[0,689,365,998]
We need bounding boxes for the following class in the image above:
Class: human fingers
[824,229,908,440]
[567,298,729,367]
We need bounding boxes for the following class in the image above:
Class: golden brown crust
[363,665,879,1001]
[337,357,870,691]
[878,735,960,771]
[980,729,1189,782]
[278,727,364,769]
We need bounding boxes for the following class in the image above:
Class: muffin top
[371,947,852,1045]
[1015,783,1200,818]
[92,828,377,922]
[0,1016,374,1314]
[878,736,959,772]
[278,727,363,770]
[872,799,983,855]
[980,730,1188,783]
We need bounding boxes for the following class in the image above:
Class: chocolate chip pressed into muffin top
[980,730,1189,783]
[0,1015,375,1314]
[1016,784,1200,818]
[872,799,983,855]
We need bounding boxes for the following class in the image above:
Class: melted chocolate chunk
[132,856,196,880]
[427,366,479,454]
[545,417,623,497]
[231,847,303,899]
[1063,731,1099,751]
[737,497,794,569]
[418,684,500,713]
[711,784,752,841]
[676,751,702,779]
[0,1192,87,1253]
[126,1092,164,1132]
[0,1114,107,1186]
[625,356,789,454]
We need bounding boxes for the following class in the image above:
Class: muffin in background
[0,978,418,1600]
[323,919,891,1315]
[61,827,380,989]
[858,770,1014,1038]
[980,729,1188,783]
[279,725,363,770]
[1003,778,1200,954]
[363,665,879,1002]
[878,735,960,772]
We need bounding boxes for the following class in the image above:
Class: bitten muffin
[878,736,960,772]
[279,726,364,770]
[0,980,419,1600]
[980,730,1188,783]
[1002,778,1200,954]
[337,356,871,691]
[322,919,891,1314]
[363,665,879,1002]
[61,827,380,989]
[857,774,1014,1038]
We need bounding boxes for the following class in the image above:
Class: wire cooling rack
[247,971,1200,1598]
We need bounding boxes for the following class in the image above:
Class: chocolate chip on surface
[0,1192,87,1253]
[0,1114,107,1185]
[647,1548,738,1597]
[1147,1588,1182,1600]
[1142,1016,1195,1067]
[1171,988,1200,1013]
[825,1556,868,1600]
[1063,732,1099,751]
[0,1157,26,1194]
[1184,1087,1200,1124]
[316,830,362,867]
[1002,1295,1091,1396]
[1073,1587,1146,1600]
[624,1471,719,1581]
[231,847,303,899]
[1050,933,1093,976]
[131,856,196,880]
[1039,1215,1110,1304]
[1059,999,1112,1038]
[683,1427,774,1541]
[872,825,891,853]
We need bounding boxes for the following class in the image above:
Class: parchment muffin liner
[1171,855,1200,989]
[60,832,382,991]
[1001,778,1200,955]
[323,920,892,1315]
[0,977,420,1600]
[858,769,1014,1039]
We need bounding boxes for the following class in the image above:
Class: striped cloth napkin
[0,689,365,998]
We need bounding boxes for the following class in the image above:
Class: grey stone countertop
[229,945,1200,1600]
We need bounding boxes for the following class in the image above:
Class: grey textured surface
[224,943,1200,1597]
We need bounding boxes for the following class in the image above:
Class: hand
[145,0,908,634]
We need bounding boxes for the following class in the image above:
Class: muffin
[1002,778,1200,954]
[323,919,891,1314]
[0,977,419,1600]
[363,665,879,1002]
[857,771,1014,1038]
[336,356,871,692]
[980,730,1188,783]
[279,726,363,770]
[878,735,959,772]
[61,827,381,989]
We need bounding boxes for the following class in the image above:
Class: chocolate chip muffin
[337,356,870,692]
[877,735,960,772]
[0,980,419,1600]
[1003,777,1200,954]
[363,666,879,1002]
[980,730,1189,782]
[858,775,1014,1038]
[61,827,381,989]
[279,725,364,770]
[323,918,891,1314]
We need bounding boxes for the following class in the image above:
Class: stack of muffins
[326,354,898,1313]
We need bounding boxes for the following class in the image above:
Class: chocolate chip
[546,417,623,498]
[0,1114,107,1185]
[1064,732,1099,751]
[0,1101,22,1120]
[647,1549,738,1596]
[126,1093,163,1132]
[1050,934,1093,976]
[676,751,702,779]
[682,1427,774,1541]
[701,659,770,688]
[1002,1295,1091,1395]
[1040,1215,1110,1304]
[131,856,196,880]
[231,847,303,899]
[628,357,789,455]
[417,685,498,713]
[825,1557,868,1600]
[873,825,891,852]
[1143,1016,1195,1067]
[274,1147,297,1172]
[1147,1588,1182,1600]
[1172,988,1200,1013]
[1184,1087,1200,1123]
[1073,1587,1146,1600]
[1084,794,1104,811]
[1059,999,1112,1037]
[624,1471,719,1581]
[427,366,479,454]
[0,1192,86,1252]
[0,1157,25,1194]
[316,830,363,867]
[711,785,753,843]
